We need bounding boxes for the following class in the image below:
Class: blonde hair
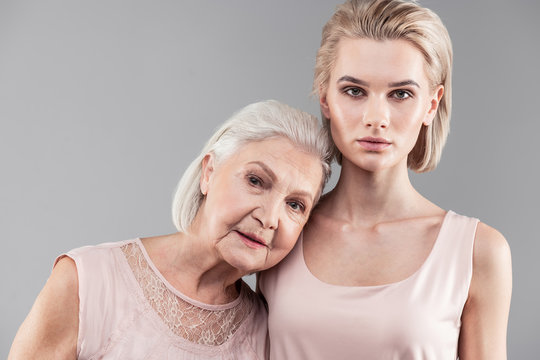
[172,100,332,233]
[314,0,453,172]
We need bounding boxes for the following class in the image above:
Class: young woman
[9,100,331,359]
[260,1,512,359]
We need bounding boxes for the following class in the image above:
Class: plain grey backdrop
[1,0,538,357]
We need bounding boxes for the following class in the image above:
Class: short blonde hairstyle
[172,100,332,233]
[314,0,453,172]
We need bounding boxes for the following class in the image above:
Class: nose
[362,96,389,129]
[252,197,280,230]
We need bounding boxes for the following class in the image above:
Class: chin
[348,154,398,172]
[225,252,265,275]
[353,160,390,173]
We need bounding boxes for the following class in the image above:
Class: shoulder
[473,222,512,277]
[66,238,136,258]
[60,239,137,273]
[53,255,79,290]
[458,223,512,358]
[467,221,512,303]
[9,257,79,359]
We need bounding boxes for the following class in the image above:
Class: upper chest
[302,214,446,286]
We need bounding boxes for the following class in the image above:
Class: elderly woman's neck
[140,232,242,305]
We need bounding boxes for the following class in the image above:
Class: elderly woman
[9,100,331,359]
[260,1,512,359]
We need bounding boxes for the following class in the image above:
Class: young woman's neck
[326,158,424,224]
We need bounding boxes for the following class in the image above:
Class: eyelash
[247,174,306,213]
[342,87,414,100]
[390,89,413,100]
[247,174,263,187]
[343,87,365,97]
[287,200,306,213]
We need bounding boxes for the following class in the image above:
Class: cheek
[329,112,354,146]
[274,220,304,253]
[328,97,364,135]
[393,105,426,135]
[207,190,249,228]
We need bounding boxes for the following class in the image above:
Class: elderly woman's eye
[248,175,262,186]
[287,201,305,212]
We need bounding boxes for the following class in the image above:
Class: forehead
[222,137,323,194]
[332,38,429,85]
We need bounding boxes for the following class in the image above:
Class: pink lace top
[56,238,267,359]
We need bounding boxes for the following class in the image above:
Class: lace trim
[121,242,253,346]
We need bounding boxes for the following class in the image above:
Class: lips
[236,231,268,249]
[357,136,391,151]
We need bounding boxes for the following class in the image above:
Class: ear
[319,87,331,119]
[423,85,444,126]
[200,153,215,196]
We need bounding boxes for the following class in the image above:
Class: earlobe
[200,153,215,196]
[423,85,444,126]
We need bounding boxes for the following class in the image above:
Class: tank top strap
[412,210,479,311]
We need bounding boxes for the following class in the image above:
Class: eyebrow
[247,161,277,182]
[337,75,368,86]
[337,75,420,88]
[388,80,420,88]
[247,161,316,203]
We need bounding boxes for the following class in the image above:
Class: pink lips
[357,136,391,151]
[236,231,267,249]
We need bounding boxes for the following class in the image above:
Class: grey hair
[172,100,332,233]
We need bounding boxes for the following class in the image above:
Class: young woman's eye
[287,201,305,213]
[247,175,263,187]
[391,90,412,100]
[344,87,364,97]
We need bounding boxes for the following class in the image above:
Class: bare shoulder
[458,222,512,359]
[473,222,512,276]
[8,256,79,360]
[52,255,79,288]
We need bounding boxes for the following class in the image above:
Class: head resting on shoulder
[314,0,453,172]
[172,100,332,233]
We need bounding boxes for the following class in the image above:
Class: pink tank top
[56,238,268,359]
[259,210,478,359]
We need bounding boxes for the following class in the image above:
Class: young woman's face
[320,38,443,172]
[199,137,323,274]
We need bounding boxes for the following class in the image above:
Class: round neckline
[300,210,454,289]
[133,238,244,310]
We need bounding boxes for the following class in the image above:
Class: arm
[8,256,79,360]
[458,222,512,360]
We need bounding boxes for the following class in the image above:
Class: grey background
[1,0,538,357]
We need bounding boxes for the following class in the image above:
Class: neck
[323,158,425,225]
[147,228,243,305]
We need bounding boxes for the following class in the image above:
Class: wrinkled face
[199,137,323,274]
[320,38,443,172]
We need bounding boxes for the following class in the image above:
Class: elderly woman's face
[199,137,323,274]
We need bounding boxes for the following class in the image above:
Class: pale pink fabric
[260,210,478,360]
[55,238,267,359]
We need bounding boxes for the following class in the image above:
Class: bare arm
[458,222,512,360]
[8,256,79,360]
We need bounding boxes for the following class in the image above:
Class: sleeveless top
[259,210,478,360]
[55,238,268,359]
